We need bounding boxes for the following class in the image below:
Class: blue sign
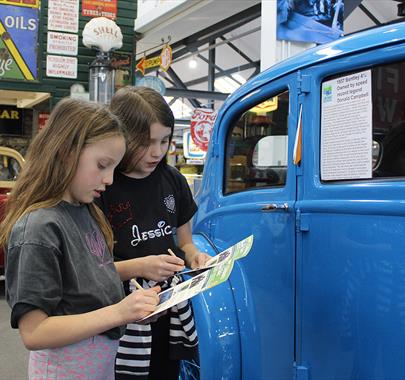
[136,75,166,96]
[0,4,39,80]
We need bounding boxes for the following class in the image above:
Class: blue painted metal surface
[190,21,405,380]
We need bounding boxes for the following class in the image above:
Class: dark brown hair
[109,86,174,173]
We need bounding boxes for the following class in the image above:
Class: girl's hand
[118,286,161,323]
[140,255,185,282]
[189,252,211,269]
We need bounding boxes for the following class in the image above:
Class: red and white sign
[47,31,78,56]
[48,0,79,33]
[190,108,217,152]
[38,113,50,131]
[82,0,117,20]
[46,55,77,79]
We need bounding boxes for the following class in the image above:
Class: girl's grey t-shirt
[6,201,125,339]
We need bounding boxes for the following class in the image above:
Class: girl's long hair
[0,97,125,251]
[109,86,174,174]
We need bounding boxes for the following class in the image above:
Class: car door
[295,42,405,379]
[194,73,300,379]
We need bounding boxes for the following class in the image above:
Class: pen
[130,278,143,290]
[167,248,176,257]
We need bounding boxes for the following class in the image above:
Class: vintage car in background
[187,20,405,380]
[0,147,24,280]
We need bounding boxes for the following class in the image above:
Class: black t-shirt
[97,165,197,262]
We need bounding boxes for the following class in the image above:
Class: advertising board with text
[0,2,39,80]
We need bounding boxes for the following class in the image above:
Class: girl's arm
[176,221,210,269]
[114,255,185,282]
[18,287,160,350]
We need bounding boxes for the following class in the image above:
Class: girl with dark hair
[98,86,210,379]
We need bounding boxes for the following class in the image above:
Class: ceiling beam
[184,60,259,87]
[165,88,229,101]
[359,3,382,25]
[219,35,258,68]
[166,67,201,108]
[171,4,261,61]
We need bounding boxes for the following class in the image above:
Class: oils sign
[0,106,23,135]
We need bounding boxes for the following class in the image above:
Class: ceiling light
[188,57,198,69]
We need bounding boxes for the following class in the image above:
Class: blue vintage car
[187,20,405,380]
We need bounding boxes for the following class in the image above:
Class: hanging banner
[190,108,217,152]
[277,0,343,44]
[0,3,39,80]
[82,0,117,20]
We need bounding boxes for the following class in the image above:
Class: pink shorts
[28,335,119,380]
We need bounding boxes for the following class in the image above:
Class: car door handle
[261,203,289,212]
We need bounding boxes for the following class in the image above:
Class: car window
[224,90,289,194]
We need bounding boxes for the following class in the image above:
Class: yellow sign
[0,0,40,8]
[136,44,172,76]
[251,97,278,114]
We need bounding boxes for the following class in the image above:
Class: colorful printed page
[138,234,254,321]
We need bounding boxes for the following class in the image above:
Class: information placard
[321,70,372,181]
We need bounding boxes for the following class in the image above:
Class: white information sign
[48,0,79,33]
[47,32,78,56]
[321,70,372,181]
[46,55,77,79]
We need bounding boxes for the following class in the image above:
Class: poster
[0,3,39,80]
[277,0,344,44]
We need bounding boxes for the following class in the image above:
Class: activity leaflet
[138,234,254,321]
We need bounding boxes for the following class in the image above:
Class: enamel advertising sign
[0,1,39,80]
[82,0,117,20]
[190,108,217,152]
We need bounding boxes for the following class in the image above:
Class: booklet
[138,234,254,321]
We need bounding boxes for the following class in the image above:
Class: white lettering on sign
[190,108,217,152]
[46,55,77,79]
[4,16,37,31]
[47,31,78,56]
[0,58,13,77]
